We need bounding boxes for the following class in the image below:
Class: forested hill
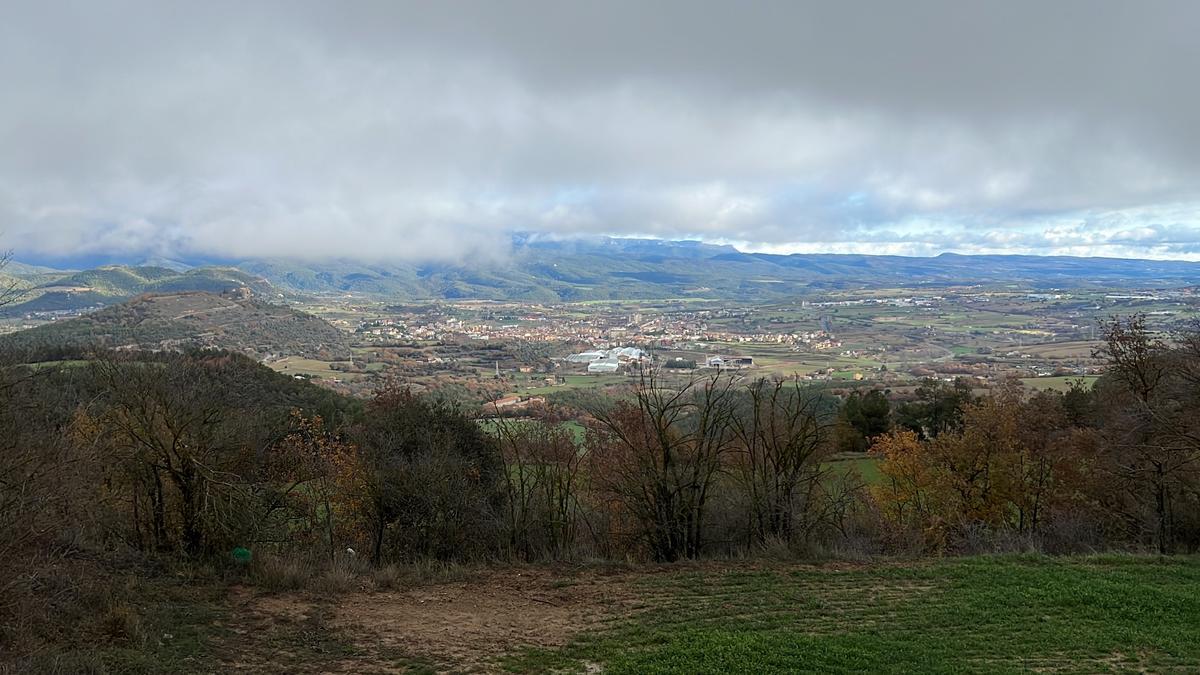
[0,291,351,360]
[0,264,275,316]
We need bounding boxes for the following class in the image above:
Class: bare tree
[92,355,264,555]
[730,377,835,546]
[588,368,739,561]
[1095,315,1200,553]
[0,250,26,310]
[493,415,586,559]
[1096,314,1168,402]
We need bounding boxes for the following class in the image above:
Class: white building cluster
[566,346,647,373]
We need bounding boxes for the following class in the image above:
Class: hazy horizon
[12,232,1200,273]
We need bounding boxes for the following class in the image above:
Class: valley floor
[24,555,1200,674]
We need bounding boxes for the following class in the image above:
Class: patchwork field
[1020,341,1102,359]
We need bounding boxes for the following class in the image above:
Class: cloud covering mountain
[3,1,1200,261]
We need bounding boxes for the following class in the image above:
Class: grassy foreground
[506,555,1200,674]
[9,555,1198,673]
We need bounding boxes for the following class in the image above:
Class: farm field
[1020,375,1100,392]
[268,356,369,380]
[511,372,630,395]
[1020,341,1102,359]
[667,341,885,378]
[81,555,1200,673]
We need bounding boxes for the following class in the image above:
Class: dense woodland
[2,314,1200,662]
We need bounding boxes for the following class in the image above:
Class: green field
[506,555,1200,673]
[667,341,885,379]
[512,372,629,395]
[824,454,883,484]
[1020,375,1099,392]
[268,356,369,380]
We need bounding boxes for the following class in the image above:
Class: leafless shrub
[588,369,740,561]
[250,555,317,592]
[493,416,588,560]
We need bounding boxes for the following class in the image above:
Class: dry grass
[248,555,316,592]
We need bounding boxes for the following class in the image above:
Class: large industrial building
[587,358,621,373]
[706,355,754,369]
[567,346,648,373]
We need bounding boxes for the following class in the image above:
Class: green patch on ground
[505,555,1200,674]
[479,418,588,445]
[20,359,92,370]
[824,454,883,485]
[1020,375,1099,392]
[513,373,629,395]
[269,356,369,380]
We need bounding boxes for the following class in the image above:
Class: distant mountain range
[4,236,1198,310]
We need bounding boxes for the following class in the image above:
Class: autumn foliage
[872,383,1092,550]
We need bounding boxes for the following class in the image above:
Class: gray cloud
[2,0,1200,261]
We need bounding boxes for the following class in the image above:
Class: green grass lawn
[505,555,1200,673]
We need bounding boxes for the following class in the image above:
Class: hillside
[0,290,351,359]
[0,264,276,315]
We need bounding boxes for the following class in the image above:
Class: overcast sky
[3,0,1200,262]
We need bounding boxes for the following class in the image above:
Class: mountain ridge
[7,236,1199,305]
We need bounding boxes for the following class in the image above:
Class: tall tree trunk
[151,467,167,551]
[1155,463,1169,555]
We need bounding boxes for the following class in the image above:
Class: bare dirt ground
[218,565,646,673]
[333,567,638,667]
[214,561,886,673]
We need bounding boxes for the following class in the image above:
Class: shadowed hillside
[0,290,350,359]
